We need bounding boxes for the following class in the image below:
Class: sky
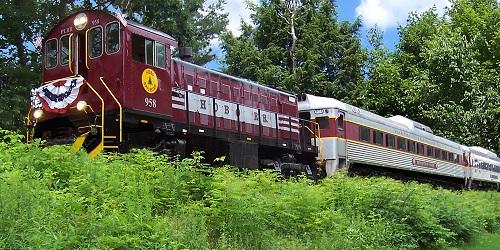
[205,0,452,69]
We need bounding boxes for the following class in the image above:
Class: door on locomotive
[334,110,348,171]
[67,31,103,156]
[75,33,88,78]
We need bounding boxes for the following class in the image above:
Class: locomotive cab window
[145,39,154,65]
[316,117,329,129]
[132,34,166,68]
[45,39,58,69]
[336,113,344,130]
[60,35,71,65]
[155,42,166,68]
[360,126,370,142]
[88,26,103,58]
[132,34,151,64]
[105,22,120,54]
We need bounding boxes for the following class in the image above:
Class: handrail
[85,29,90,69]
[302,121,324,161]
[315,122,325,162]
[68,33,74,74]
[25,107,33,143]
[99,77,123,142]
[85,81,105,148]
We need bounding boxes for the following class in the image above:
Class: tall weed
[0,129,498,249]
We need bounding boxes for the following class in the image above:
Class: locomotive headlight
[76,100,87,111]
[73,13,88,30]
[33,109,44,119]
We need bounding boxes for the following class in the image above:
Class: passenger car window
[408,141,416,153]
[441,151,448,161]
[373,130,383,145]
[417,143,424,155]
[427,146,433,157]
[45,39,57,68]
[397,137,406,151]
[434,149,441,159]
[386,134,395,148]
[88,26,103,58]
[106,22,120,54]
[450,153,455,162]
[60,35,71,65]
[359,126,370,142]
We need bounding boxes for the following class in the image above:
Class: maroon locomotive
[26,10,319,176]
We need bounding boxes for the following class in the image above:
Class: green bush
[0,129,498,249]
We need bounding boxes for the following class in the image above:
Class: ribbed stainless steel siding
[347,141,464,178]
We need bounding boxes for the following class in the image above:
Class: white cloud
[224,0,255,36]
[204,0,255,68]
[205,0,254,37]
[355,0,451,29]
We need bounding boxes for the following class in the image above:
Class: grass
[455,233,500,250]
[0,129,499,249]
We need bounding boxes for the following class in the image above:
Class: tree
[0,0,70,130]
[113,0,228,65]
[350,27,404,116]
[221,0,365,99]
[358,0,500,153]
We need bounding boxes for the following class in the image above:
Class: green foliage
[458,233,500,250]
[0,0,67,131]
[1,130,499,249]
[353,0,500,154]
[113,0,228,65]
[221,0,365,99]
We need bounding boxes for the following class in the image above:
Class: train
[25,10,499,189]
[298,94,500,189]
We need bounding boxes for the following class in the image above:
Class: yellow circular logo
[141,68,158,94]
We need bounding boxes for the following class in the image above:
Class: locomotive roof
[127,20,176,41]
[173,58,296,97]
[299,94,462,151]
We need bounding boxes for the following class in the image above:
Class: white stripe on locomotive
[173,89,295,132]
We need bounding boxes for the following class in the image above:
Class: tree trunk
[15,32,26,67]
[121,0,134,17]
[290,14,297,76]
[56,0,70,20]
